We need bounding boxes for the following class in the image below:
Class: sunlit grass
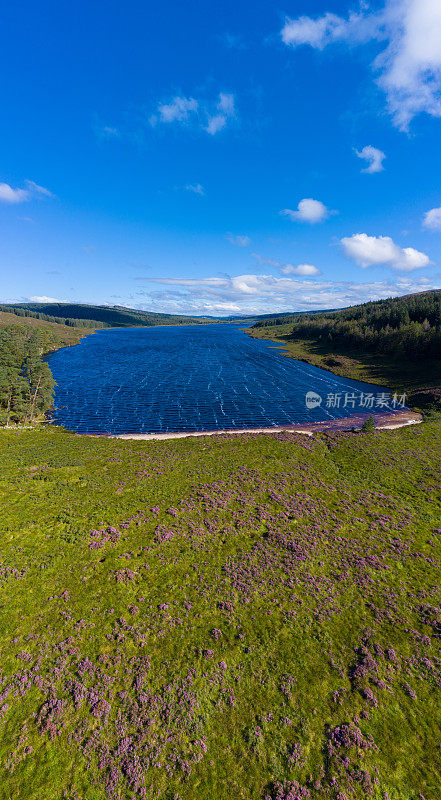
[0,422,440,799]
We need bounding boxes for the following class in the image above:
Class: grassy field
[246,324,441,401]
[1,421,441,799]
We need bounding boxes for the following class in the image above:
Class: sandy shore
[110,409,422,441]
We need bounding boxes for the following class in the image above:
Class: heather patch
[0,423,440,798]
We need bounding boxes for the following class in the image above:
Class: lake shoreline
[244,324,441,400]
[105,408,422,440]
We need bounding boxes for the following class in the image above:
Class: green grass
[0,422,441,798]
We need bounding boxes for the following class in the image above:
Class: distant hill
[0,302,210,329]
[0,302,340,329]
[228,309,335,324]
[252,289,441,333]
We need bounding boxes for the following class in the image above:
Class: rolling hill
[0,302,211,329]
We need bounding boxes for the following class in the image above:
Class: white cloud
[152,91,236,136]
[29,296,60,303]
[378,0,441,129]
[281,198,330,224]
[129,272,437,316]
[185,183,205,195]
[205,115,227,135]
[157,96,198,123]
[0,180,54,204]
[205,92,236,135]
[423,206,441,230]
[281,263,321,276]
[281,0,441,130]
[252,255,321,276]
[218,92,235,116]
[281,10,375,49]
[25,180,55,198]
[0,183,29,203]
[341,232,431,271]
[226,234,251,247]
[356,145,386,173]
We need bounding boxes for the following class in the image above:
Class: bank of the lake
[110,409,422,440]
[245,322,441,411]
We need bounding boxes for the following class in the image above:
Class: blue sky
[1,0,441,315]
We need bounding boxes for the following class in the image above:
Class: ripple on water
[46,324,394,434]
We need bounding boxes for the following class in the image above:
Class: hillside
[253,290,441,332]
[249,290,441,409]
[0,309,93,348]
[1,302,210,329]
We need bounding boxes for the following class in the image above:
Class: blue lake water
[46,323,395,434]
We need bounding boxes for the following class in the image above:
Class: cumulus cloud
[281,0,441,130]
[281,198,331,224]
[423,206,441,230]
[0,179,54,204]
[341,233,431,271]
[128,272,436,316]
[185,183,205,195]
[356,145,386,173]
[281,264,321,276]
[151,91,236,136]
[252,255,321,276]
[28,296,60,303]
[226,234,251,247]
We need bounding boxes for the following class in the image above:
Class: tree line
[254,290,441,360]
[0,325,56,426]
